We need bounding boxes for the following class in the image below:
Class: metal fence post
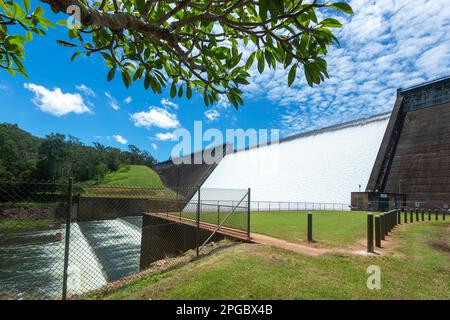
[410,208,413,223]
[367,213,374,253]
[307,212,313,242]
[375,215,381,248]
[415,208,419,222]
[443,209,446,221]
[247,188,251,239]
[421,209,425,221]
[435,209,439,221]
[196,187,201,256]
[397,209,401,225]
[217,203,220,226]
[404,208,407,223]
[380,214,385,240]
[62,177,73,300]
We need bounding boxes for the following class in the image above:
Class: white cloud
[155,132,177,141]
[416,43,450,78]
[130,107,180,129]
[151,143,158,150]
[204,109,220,122]
[238,0,450,135]
[24,83,92,117]
[105,92,120,110]
[124,96,133,104]
[76,84,96,97]
[161,98,179,109]
[113,134,128,145]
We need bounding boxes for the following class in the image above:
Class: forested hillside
[0,123,156,182]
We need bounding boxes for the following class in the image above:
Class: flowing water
[0,216,143,299]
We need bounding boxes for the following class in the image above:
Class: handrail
[198,190,249,254]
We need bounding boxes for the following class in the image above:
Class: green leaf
[259,0,268,21]
[320,18,342,28]
[56,40,76,47]
[245,52,256,70]
[121,70,131,88]
[135,0,146,14]
[23,0,31,12]
[107,67,116,82]
[288,65,297,87]
[257,51,265,74]
[328,2,354,14]
[0,0,12,16]
[170,82,177,98]
[186,84,192,99]
[71,51,82,62]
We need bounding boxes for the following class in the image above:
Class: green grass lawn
[0,219,57,233]
[180,210,367,248]
[90,165,165,187]
[103,220,450,300]
[251,211,367,247]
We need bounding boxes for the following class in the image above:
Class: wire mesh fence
[0,180,250,300]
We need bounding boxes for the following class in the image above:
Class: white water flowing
[0,217,143,299]
[66,223,108,295]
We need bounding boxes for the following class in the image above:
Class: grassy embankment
[81,165,174,198]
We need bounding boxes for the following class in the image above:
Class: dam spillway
[0,217,143,299]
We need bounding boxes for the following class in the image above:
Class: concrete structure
[367,76,450,208]
[199,113,390,205]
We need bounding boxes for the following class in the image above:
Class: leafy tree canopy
[0,0,353,108]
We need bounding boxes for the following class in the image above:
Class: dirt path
[250,232,331,256]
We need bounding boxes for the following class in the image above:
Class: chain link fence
[0,180,250,300]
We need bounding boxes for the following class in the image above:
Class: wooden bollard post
[415,208,419,222]
[389,212,392,232]
[375,215,381,248]
[307,212,313,242]
[421,209,425,221]
[389,211,394,232]
[380,214,385,240]
[367,213,374,253]
[410,208,414,223]
[435,209,439,221]
[393,211,396,228]
[405,208,408,223]
[428,209,431,220]
[443,209,446,221]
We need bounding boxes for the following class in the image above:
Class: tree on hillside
[0,0,352,108]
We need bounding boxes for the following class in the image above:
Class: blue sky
[1,0,449,161]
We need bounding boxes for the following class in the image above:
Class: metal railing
[192,200,351,212]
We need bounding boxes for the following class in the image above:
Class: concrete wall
[200,114,389,205]
[76,197,184,221]
[383,102,450,205]
[368,77,450,208]
[139,215,224,270]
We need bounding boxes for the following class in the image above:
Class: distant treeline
[0,123,156,182]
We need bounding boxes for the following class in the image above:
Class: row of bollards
[367,207,447,253]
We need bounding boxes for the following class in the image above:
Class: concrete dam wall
[200,114,390,205]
